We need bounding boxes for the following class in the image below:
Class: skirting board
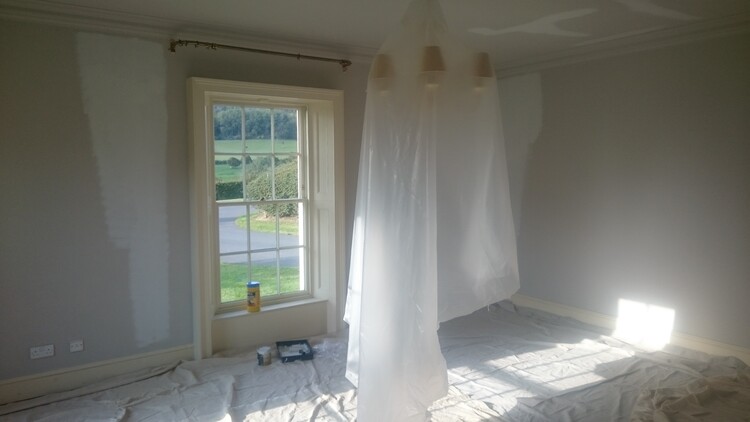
[511,294,750,366]
[0,344,193,405]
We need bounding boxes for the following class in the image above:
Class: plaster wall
[0,19,368,381]
[500,31,750,348]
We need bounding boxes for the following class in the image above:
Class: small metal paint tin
[257,346,272,366]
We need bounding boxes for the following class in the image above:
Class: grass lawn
[220,262,300,303]
[235,213,299,235]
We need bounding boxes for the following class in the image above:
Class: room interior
[0,0,748,419]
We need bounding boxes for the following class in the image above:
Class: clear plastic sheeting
[344,0,519,419]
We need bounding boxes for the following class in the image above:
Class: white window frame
[188,78,345,358]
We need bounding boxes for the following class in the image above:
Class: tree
[273,109,297,140]
[213,105,242,140]
[245,161,298,217]
[214,106,297,141]
[245,108,271,139]
[227,157,242,168]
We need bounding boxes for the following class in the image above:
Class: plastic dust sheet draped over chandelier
[344,0,519,420]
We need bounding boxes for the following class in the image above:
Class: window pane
[274,155,299,200]
[279,203,304,247]
[219,205,247,254]
[279,248,304,294]
[220,255,248,303]
[210,101,309,306]
[251,251,279,296]
[245,158,272,201]
[273,108,298,152]
[213,105,242,153]
[249,205,278,251]
[215,155,244,200]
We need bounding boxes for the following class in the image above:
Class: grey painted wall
[2,15,747,383]
[501,32,750,348]
[0,20,368,380]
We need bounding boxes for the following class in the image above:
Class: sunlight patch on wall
[76,33,170,348]
[614,299,674,350]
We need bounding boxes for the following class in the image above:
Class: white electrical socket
[30,344,55,359]
[69,339,84,353]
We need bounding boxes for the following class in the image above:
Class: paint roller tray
[276,339,314,363]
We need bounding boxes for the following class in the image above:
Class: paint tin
[246,281,260,312]
[257,346,272,366]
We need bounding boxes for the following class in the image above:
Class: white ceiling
[2,0,749,72]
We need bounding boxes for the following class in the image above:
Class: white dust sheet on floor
[2,302,747,421]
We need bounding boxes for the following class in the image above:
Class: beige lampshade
[372,54,394,79]
[421,46,446,73]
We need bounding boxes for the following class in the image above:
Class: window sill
[213,297,327,321]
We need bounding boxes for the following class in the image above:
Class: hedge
[216,181,243,200]
[246,161,298,217]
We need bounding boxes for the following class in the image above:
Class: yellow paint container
[246,281,260,312]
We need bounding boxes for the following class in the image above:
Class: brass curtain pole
[169,39,352,71]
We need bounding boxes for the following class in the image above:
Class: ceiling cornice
[0,0,377,64]
[497,13,750,78]
[0,0,180,38]
[1,0,748,76]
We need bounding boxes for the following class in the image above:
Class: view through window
[213,105,307,304]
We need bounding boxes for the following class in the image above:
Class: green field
[215,139,298,183]
[215,139,297,154]
[220,262,301,303]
